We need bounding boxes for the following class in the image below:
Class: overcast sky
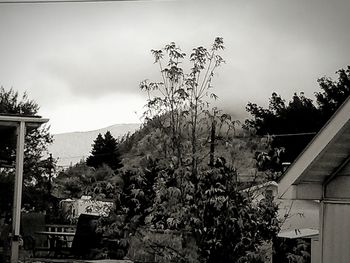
[0,0,349,134]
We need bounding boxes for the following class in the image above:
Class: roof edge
[279,95,350,198]
[0,115,49,124]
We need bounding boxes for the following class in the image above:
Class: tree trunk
[209,118,216,166]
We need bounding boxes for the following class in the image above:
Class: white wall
[322,202,350,263]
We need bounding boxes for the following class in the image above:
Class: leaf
[210,93,219,100]
[220,113,231,122]
[151,49,163,62]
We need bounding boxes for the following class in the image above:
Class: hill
[49,123,140,167]
[119,120,265,182]
[50,120,267,183]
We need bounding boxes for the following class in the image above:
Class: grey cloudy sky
[0,0,349,133]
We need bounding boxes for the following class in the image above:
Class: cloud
[1,0,350,133]
[40,93,145,134]
[43,48,155,98]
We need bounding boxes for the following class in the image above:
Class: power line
[58,155,87,159]
[225,131,317,139]
[264,132,317,138]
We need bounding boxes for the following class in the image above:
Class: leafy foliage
[0,87,53,213]
[140,37,227,172]
[97,39,280,263]
[0,170,14,213]
[245,66,350,173]
[316,66,350,119]
[273,238,310,263]
[95,157,160,259]
[53,162,122,200]
[86,131,123,171]
[143,159,279,263]
[0,87,39,115]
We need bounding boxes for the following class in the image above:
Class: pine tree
[86,131,123,170]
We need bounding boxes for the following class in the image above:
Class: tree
[86,131,123,170]
[273,237,311,263]
[245,92,322,174]
[116,38,280,263]
[140,37,226,174]
[53,162,121,200]
[139,158,279,263]
[191,161,279,263]
[0,87,53,212]
[96,38,280,263]
[316,66,350,119]
[245,66,350,174]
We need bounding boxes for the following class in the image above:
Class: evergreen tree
[87,133,105,168]
[86,131,123,170]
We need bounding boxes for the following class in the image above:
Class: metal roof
[279,96,350,199]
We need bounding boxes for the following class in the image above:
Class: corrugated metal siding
[323,203,350,263]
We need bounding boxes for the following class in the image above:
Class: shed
[278,96,350,263]
[60,195,114,219]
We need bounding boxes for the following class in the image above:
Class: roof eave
[278,96,350,199]
[0,115,49,127]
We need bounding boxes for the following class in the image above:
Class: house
[278,96,350,263]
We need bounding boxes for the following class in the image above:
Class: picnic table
[35,224,76,257]
[30,214,100,259]
[36,231,76,237]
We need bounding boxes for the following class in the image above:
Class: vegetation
[144,160,279,263]
[0,87,53,214]
[273,238,311,263]
[94,38,280,263]
[244,67,350,262]
[4,45,347,263]
[53,162,122,200]
[86,131,123,171]
[140,38,231,171]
